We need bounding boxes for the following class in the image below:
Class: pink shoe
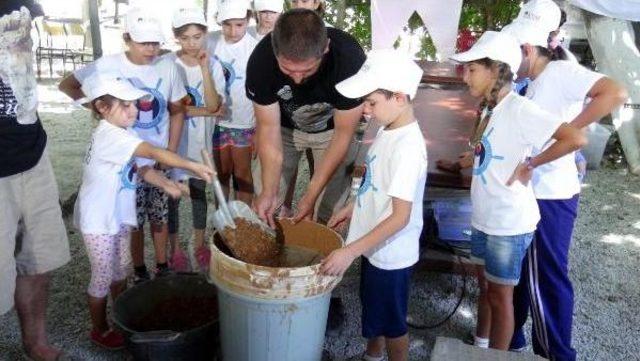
[195,245,211,272]
[169,248,190,272]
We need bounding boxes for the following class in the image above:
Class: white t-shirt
[74,120,143,235]
[165,52,226,180]
[471,92,562,236]
[346,121,427,270]
[74,53,187,167]
[526,60,603,199]
[207,32,257,129]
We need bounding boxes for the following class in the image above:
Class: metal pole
[88,0,103,59]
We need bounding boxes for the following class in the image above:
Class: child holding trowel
[321,49,428,361]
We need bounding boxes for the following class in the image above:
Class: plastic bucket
[209,219,343,361]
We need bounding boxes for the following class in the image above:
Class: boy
[321,49,427,361]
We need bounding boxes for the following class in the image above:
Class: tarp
[569,0,640,21]
[371,0,463,59]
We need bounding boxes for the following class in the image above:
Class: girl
[73,72,212,350]
[59,8,189,283]
[207,1,258,205]
[501,15,627,360]
[167,7,226,271]
[449,31,585,350]
[249,0,283,41]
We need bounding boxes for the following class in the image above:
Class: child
[207,0,258,204]
[73,72,212,349]
[249,0,283,41]
[322,49,427,361]
[449,31,585,350]
[59,8,189,282]
[499,3,627,358]
[166,7,226,271]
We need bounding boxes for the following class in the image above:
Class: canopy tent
[569,0,640,22]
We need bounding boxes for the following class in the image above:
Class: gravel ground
[1,83,639,360]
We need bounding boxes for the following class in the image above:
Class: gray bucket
[209,219,344,361]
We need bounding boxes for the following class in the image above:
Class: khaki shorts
[0,151,70,314]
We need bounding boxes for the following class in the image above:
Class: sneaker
[90,329,125,350]
[325,297,345,337]
[155,265,174,278]
[133,267,151,285]
[195,245,212,272]
[169,248,190,273]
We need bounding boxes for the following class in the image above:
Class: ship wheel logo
[357,155,378,207]
[185,81,203,128]
[118,160,137,191]
[473,127,504,185]
[129,77,167,134]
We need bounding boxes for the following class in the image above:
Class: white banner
[371,0,463,58]
[569,0,640,21]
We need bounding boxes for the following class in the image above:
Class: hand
[252,192,279,228]
[458,151,474,168]
[506,161,533,186]
[212,105,226,117]
[175,180,190,196]
[292,193,316,223]
[163,181,182,199]
[320,247,356,276]
[327,204,354,234]
[191,163,214,183]
[197,50,210,69]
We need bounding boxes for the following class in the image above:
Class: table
[418,60,466,85]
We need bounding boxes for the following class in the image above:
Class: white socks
[362,353,384,361]
[474,335,489,348]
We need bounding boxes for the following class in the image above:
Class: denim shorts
[212,125,255,149]
[470,228,533,286]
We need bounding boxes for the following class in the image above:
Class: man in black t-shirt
[246,8,365,226]
[0,2,70,360]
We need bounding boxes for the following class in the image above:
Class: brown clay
[220,218,282,267]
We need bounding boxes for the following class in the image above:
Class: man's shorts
[0,151,70,314]
[360,257,412,339]
[212,125,255,149]
[470,228,533,286]
[136,181,169,227]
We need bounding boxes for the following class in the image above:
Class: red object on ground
[90,329,125,350]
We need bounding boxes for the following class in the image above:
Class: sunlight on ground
[457,306,473,319]
[600,233,640,248]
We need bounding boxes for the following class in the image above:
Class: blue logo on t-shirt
[357,154,378,207]
[473,127,504,185]
[185,81,203,128]
[128,77,167,134]
[118,160,137,191]
[215,56,241,109]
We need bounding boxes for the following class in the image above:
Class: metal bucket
[209,219,343,361]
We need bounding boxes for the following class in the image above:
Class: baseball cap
[125,8,165,43]
[172,7,207,29]
[501,19,548,47]
[515,0,561,33]
[450,31,522,77]
[254,0,283,12]
[76,72,150,105]
[335,49,424,100]
[217,0,251,24]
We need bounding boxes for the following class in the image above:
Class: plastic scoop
[200,150,275,238]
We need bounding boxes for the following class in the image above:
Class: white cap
[254,0,283,12]
[77,72,149,105]
[125,8,165,43]
[172,7,208,29]
[450,31,522,78]
[515,0,561,33]
[501,19,548,47]
[336,49,424,100]
[217,0,251,24]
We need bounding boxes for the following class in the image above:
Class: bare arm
[321,197,412,276]
[570,77,627,129]
[167,99,187,153]
[255,102,283,197]
[200,58,222,113]
[294,105,363,221]
[134,142,213,182]
[137,166,182,199]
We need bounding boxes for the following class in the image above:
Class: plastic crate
[433,198,472,242]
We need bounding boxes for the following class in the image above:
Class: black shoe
[155,264,174,278]
[133,267,151,284]
[325,297,345,337]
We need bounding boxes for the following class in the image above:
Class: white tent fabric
[569,0,640,21]
[371,0,463,59]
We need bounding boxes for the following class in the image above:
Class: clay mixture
[220,218,323,267]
